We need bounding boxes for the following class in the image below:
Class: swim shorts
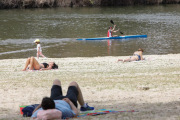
[50,85,78,107]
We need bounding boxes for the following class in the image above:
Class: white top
[37,44,42,52]
[108,30,112,37]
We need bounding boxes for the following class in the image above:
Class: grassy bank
[0,54,180,119]
[0,0,180,9]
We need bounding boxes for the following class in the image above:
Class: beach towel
[20,106,138,118]
[131,57,156,62]
[75,109,138,118]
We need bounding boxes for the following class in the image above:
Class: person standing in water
[34,39,46,59]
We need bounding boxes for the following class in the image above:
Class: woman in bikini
[116,48,144,63]
[22,56,58,71]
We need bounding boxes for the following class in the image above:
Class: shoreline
[0,54,180,119]
[0,53,180,60]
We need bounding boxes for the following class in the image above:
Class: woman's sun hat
[34,39,40,43]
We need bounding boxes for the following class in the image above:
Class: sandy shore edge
[0,54,180,120]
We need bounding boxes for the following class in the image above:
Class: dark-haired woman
[116,48,144,63]
[22,56,58,71]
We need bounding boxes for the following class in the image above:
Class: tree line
[0,0,179,9]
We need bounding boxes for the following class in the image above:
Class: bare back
[133,51,143,61]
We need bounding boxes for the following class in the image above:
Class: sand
[0,54,180,120]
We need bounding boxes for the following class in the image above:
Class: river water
[0,5,180,59]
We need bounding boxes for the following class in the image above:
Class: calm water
[0,5,180,59]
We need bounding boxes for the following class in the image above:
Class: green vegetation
[0,0,180,9]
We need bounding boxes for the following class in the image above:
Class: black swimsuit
[42,63,48,68]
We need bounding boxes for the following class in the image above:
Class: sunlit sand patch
[0,54,180,119]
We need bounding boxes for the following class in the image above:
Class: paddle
[110,20,123,35]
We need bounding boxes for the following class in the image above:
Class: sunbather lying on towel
[31,79,94,119]
[116,48,144,63]
[22,56,58,71]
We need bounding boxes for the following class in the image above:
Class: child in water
[34,39,46,59]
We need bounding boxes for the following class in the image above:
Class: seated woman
[22,56,58,71]
[116,48,144,63]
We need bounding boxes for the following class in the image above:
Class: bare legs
[53,79,62,86]
[69,81,85,106]
[116,57,131,63]
[116,56,138,63]
[22,57,31,71]
[37,52,46,59]
[112,35,118,37]
[22,56,41,71]
[29,57,41,70]
[53,79,85,106]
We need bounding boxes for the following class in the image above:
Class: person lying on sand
[22,56,58,71]
[116,48,144,63]
[31,79,94,119]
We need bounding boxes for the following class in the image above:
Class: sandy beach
[0,54,180,120]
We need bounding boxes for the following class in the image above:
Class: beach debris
[137,86,150,90]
